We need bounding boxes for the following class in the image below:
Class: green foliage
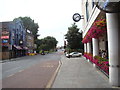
[14,17,39,42]
[39,44,49,51]
[65,23,83,50]
[44,51,49,53]
[65,47,83,54]
[94,55,108,63]
[38,36,58,52]
[39,50,43,54]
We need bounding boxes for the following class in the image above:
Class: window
[86,1,89,22]
[92,0,95,8]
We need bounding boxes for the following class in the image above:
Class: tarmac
[2,60,59,88]
[52,55,120,89]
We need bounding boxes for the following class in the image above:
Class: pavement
[52,55,120,89]
[0,56,30,63]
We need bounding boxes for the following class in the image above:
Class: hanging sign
[2,39,8,43]
[2,31,9,35]
[1,36,9,39]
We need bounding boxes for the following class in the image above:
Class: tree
[39,44,49,51]
[13,17,39,43]
[38,36,58,51]
[65,23,83,50]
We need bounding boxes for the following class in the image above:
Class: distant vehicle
[41,50,45,55]
[62,49,65,51]
[41,52,45,55]
[66,52,82,58]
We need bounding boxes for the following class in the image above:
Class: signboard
[1,36,9,39]
[2,43,9,46]
[2,31,9,35]
[2,39,8,43]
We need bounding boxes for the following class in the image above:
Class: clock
[72,13,81,22]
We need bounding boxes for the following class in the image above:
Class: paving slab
[52,55,113,88]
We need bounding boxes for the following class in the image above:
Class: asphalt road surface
[1,51,63,88]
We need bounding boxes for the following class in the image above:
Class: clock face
[73,13,81,22]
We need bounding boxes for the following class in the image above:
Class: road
[1,51,63,88]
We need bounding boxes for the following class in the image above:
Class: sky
[0,0,82,47]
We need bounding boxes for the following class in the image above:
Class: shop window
[2,47,8,52]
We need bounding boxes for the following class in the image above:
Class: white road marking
[18,70,24,72]
[7,74,15,77]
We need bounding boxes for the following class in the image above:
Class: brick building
[0,19,27,60]
[26,30,34,54]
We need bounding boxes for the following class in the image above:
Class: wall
[0,52,1,60]
[2,52,9,60]
[81,0,101,37]
[0,22,2,60]
[99,33,108,50]
[26,32,34,53]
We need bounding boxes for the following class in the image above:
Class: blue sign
[2,39,8,43]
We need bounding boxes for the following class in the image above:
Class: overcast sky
[0,0,82,46]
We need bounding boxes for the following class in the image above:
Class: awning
[23,47,28,50]
[13,45,22,50]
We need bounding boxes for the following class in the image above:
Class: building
[0,19,27,60]
[12,19,27,58]
[81,0,120,86]
[0,22,11,60]
[26,30,34,54]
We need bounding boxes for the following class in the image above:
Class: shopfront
[1,30,10,60]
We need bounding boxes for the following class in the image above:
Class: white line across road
[7,74,15,77]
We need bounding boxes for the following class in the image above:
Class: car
[41,52,45,55]
[69,52,82,57]
[65,52,70,58]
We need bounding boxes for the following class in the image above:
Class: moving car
[66,52,82,58]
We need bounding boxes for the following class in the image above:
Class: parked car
[41,50,45,55]
[67,52,82,58]
[41,52,45,55]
